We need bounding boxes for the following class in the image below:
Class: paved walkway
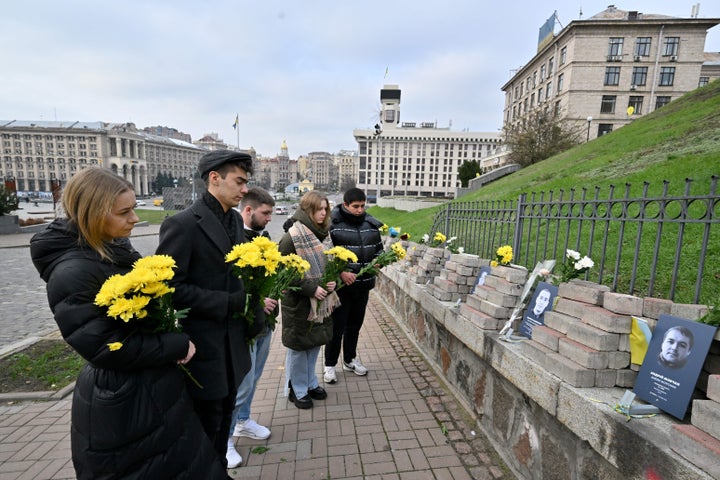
[0,229,512,480]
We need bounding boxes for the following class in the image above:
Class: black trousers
[193,393,235,468]
[325,287,370,366]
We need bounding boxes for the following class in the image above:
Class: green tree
[458,160,481,187]
[0,184,19,215]
[340,175,356,192]
[504,110,581,167]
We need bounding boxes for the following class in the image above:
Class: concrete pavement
[0,227,512,480]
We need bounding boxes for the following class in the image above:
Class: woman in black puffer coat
[30,168,226,480]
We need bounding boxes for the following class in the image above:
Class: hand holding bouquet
[357,241,406,277]
[225,236,282,338]
[94,254,200,387]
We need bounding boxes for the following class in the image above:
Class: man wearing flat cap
[156,150,265,469]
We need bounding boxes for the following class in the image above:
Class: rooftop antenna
[691,3,700,18]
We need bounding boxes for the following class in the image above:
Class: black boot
[288,381,313,409]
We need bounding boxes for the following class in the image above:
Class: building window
[548,56,554,74]
[598,124,613,136]
[546,81,552,98]
[663,37,680,57]
[655,96,671,109]
[560,46,567,65]
[601,95,617,114]
[634,37,651,57]
[631,66,648,86]
[699,77,709,87]
[607,37,624,61]
[628,96,644,115]
[604,67,621,85]
[659,67,675,86]
[540,64,546,81]
[557,73,564,91]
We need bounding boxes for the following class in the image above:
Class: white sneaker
[226,439,242,468]
[324,366,337,384]
[233,418,271,440]
[342,358,368,376]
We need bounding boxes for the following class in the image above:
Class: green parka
[277,209,334,351]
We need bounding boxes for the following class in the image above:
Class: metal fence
[430,176,720,304]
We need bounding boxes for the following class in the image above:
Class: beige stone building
[502,6,720,140]
[354,84,502,200]
[0,120,206,196]
[254,140,298,192]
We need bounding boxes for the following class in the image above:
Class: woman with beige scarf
[278,191,338,409]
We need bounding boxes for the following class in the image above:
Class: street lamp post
[586,116,593,142]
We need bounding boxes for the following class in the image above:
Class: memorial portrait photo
[633,315,717,419]
[518,281,558,339]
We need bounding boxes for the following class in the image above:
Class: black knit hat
[197,150,253,179]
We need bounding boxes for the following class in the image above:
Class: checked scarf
[288,222,340,323]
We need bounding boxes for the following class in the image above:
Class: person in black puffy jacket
[30,167,226,480]
[323,188,383,384]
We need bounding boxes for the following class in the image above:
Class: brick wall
[376,255,719,479]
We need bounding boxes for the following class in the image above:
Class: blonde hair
[62,168,134,260]
[299,191,330,229]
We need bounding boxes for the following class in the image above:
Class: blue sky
[2,1,719,157]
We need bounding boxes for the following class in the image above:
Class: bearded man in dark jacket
[323,188,383,384]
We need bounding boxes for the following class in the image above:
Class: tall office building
[502,5,720,140]
[353,85,501,200]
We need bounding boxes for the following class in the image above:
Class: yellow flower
[491,260,498,267]
[434,232,447,243]
[495,245,513,265]
[107,342,123,351]
[325,246,358,264]
[280,254,311,274]
[391,241,407,260]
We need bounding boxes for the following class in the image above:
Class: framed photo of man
[472,266,492,293]
[633,314,717,420]
[518,282,558,338]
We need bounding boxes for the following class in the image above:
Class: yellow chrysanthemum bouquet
[225,236,310,333]
[94,254,200,386]
[322,246,358,289]
[357,241,407,277]
[491,245,513,267]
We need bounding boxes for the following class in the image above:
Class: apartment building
[0,120,206,196]
[353,85,502,200]
[502,5,720,140]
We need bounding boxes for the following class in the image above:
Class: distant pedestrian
[29,167,225,480]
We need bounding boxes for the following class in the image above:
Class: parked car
[136,200,147,206]
[274,206,289,215]
[153,199,164,206]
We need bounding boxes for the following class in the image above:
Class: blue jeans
[228,328,272,438]
[285,346,321,399]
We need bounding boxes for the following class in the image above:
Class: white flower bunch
[554,249,594,284]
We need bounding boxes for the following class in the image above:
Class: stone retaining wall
[375,251,719,479]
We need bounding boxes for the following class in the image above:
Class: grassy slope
[369,79,720,239]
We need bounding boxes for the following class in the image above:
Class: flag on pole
[232,114,239,130]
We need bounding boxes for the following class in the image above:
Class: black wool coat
[30,218,226,480]
[156,198,264,400]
